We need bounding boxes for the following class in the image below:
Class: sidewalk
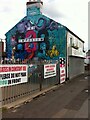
[2,73,87,110]
[74,99,88,118]
[2,85,58,109]
[2,73,88,118]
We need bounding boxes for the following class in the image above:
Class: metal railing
[0,59,60,105]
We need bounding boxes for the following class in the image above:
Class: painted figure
[47,45,59,58]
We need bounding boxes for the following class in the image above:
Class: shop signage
[44,64,56,79]
[0,65,28,87]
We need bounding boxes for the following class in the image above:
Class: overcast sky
[0,0,89,51]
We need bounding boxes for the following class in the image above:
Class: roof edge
[5,16,27,37]
[65,27,84,43]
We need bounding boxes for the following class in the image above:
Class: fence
[0,60,60,106]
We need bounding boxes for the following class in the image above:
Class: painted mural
[6,15,66,61]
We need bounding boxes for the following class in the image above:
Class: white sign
[44,64,56,79]
[19,38,44,43]
[0,65,28,87]
[60,66,66,84]
[59,57,66,83]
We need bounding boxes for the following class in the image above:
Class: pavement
[2,73,89,119]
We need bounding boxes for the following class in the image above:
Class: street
[2,74,88,118]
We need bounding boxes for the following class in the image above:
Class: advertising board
[60,57,66,83]
[0,65,28,87]
[44,64,56,79]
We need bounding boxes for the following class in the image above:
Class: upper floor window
[70,37,73,46]
[70,37,78,49]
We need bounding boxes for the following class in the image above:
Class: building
[66,29,85,79]
[85,50,90,70]
[5,0,85,79]
[0,39,5,61]
[0,40,4,53]
[85,50,90,65]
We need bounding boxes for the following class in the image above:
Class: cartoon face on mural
[6,15,66,61]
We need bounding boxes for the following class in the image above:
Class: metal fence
[0,60,60,105]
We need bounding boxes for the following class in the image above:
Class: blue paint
[5,5,67,61]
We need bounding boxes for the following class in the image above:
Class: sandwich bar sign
[44,64,56,79]
[0,65,28,87]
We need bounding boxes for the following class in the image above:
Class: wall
[85,50,90,64]
[0,42,4,53]
[68,56,84,79]
[67,31,85,79]
[67,32,85,58]
[5,15,66,61]
[0,42,4,58]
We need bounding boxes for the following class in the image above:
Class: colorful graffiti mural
[6,14,66,61]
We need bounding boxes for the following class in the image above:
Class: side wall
[5,15,66,61]
[68,56,84,79]
[66,31,85,79]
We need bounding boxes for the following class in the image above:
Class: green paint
[0,80,8,85]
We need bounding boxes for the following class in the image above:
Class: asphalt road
[2,74,88,118]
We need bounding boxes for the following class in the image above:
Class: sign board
[60,66,66,83]
[19,38,44,43]
[60,58,66,83]
[0,65,28,87]
[44,64,56,79]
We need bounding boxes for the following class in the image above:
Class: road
[2,74,88,118]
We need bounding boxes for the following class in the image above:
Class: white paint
[44,64,56,79]
[18,38,44,43]
[0,64,28,87]
[67,32,85,58]
[60,66,66,84]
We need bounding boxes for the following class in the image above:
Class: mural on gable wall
[6,15,66,61]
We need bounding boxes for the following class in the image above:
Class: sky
[0,0,89,51]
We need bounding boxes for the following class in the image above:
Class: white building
[66,28,85,79]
